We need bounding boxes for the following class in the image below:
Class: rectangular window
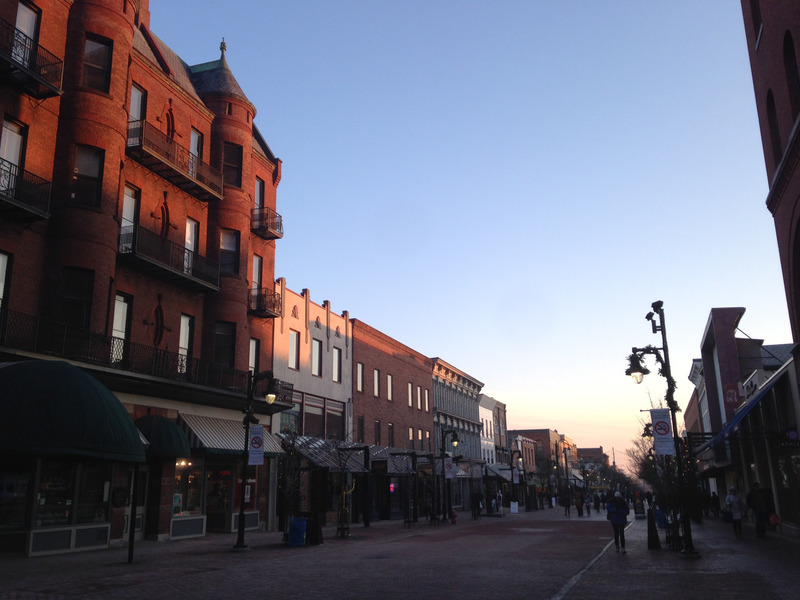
[0,251,10,309]
[60,267,93,328]
[304,395,324,438]
[82,35,112,92]
[129,84,146,121]
[288,329,300,370]
[13,2,39,67]
[311,338,322,377]
[223,142,242,187]
[1,119,25,181]
[408,382,413,407]
[220,229,240,275]
[254,176,264,211]
[213,321,235,367]
[417,386,421,410]
[356,363,364,392]
[418,429,423,451]
[72,145,103,206]
[387,374,393,401]
[426,430,431,452]
[332,347,342,383]
[110,292,131,362]
[373,369,380,397]
[408,427,414,450]
[119,185,138,252]
[249,338,259,373]
[326,400,345,441]
[357,417,365,444]
[184,218,198,274]
[388,423,395,447]
[189,128,202,176]
[374,420,381,445]
[425,389,429,412]
[178,314,193,375]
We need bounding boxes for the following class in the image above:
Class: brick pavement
[1,506,798,600]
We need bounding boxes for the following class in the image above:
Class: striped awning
[179,414,283,456]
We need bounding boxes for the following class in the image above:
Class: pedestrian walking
[747,482,769,537]
[710,491,720,518]
[607,491,630,553]
[586,494,592,516]
[562,491,571,517]
[496,490,503,516]
[724,486,745,539]
[575,494,584,517]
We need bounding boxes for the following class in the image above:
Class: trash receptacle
[288,517,307,547]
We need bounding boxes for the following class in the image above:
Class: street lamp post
[440,428,459,522]
[625,300,698,556]
[233,370,276,551]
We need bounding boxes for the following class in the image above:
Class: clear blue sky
[152,1,791,473]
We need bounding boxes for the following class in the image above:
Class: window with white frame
[373,369,380,397]
[332,347,342,383]
[311,338,322,377]
[288,329,300,370]
[417,386,421,410]
[356,362,363,392]
[425,389,429,412]
[387,374,393,401]
[408,382,412,407]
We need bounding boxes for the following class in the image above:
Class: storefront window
[75,462,111,524]
[326,400,345,441]
[35,460,77,527]
[280,394,302,435]
[206,467,232,512]
[304,395,324,438]
[174,459,203,515]
[0,459,30,529]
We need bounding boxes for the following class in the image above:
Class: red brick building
[1,0,288,554]
[351,319,434,519]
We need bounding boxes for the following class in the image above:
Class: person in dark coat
[607,491,630,553]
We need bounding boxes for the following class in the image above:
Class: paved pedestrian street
[2,507,798,600]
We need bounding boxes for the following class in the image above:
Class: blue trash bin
[288,517,307,547]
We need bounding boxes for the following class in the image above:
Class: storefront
[178,414,283,535]
[0,360,146,556]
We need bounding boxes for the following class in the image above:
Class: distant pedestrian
[747,482,768,537]
[607,491,630,553]
[710,491,720,518]
[575,494,584,517]
[724,486,745,539]
[562,491,571,517]
[496,490,503,516]
[586,494,592,516]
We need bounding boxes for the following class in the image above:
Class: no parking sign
[248,425,264,465]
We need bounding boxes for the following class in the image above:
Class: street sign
[650,409,675,456]
[248,425,264,465]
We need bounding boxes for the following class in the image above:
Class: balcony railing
[251,206,284,240]
[0,157,50,219]
[0,307,249,393]
[119,225,219,291]
[0,17,63,98]
[126,120,223,202]
[248,287,281,318]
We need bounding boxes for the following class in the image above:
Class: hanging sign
[650,409,675,456]
[444,457,455,479]
[248,425,264,465]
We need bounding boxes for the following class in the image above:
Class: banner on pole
[444,457,454,479]
[248,425,264,465]
[650,409,675,456]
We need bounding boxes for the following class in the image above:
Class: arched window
[783,31,800,124]
[165,109,175,139]
[767,90,783,168]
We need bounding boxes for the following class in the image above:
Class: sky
[151,1,792,474]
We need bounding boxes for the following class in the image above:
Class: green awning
[0,360,146,462]
[135,415,190,458]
